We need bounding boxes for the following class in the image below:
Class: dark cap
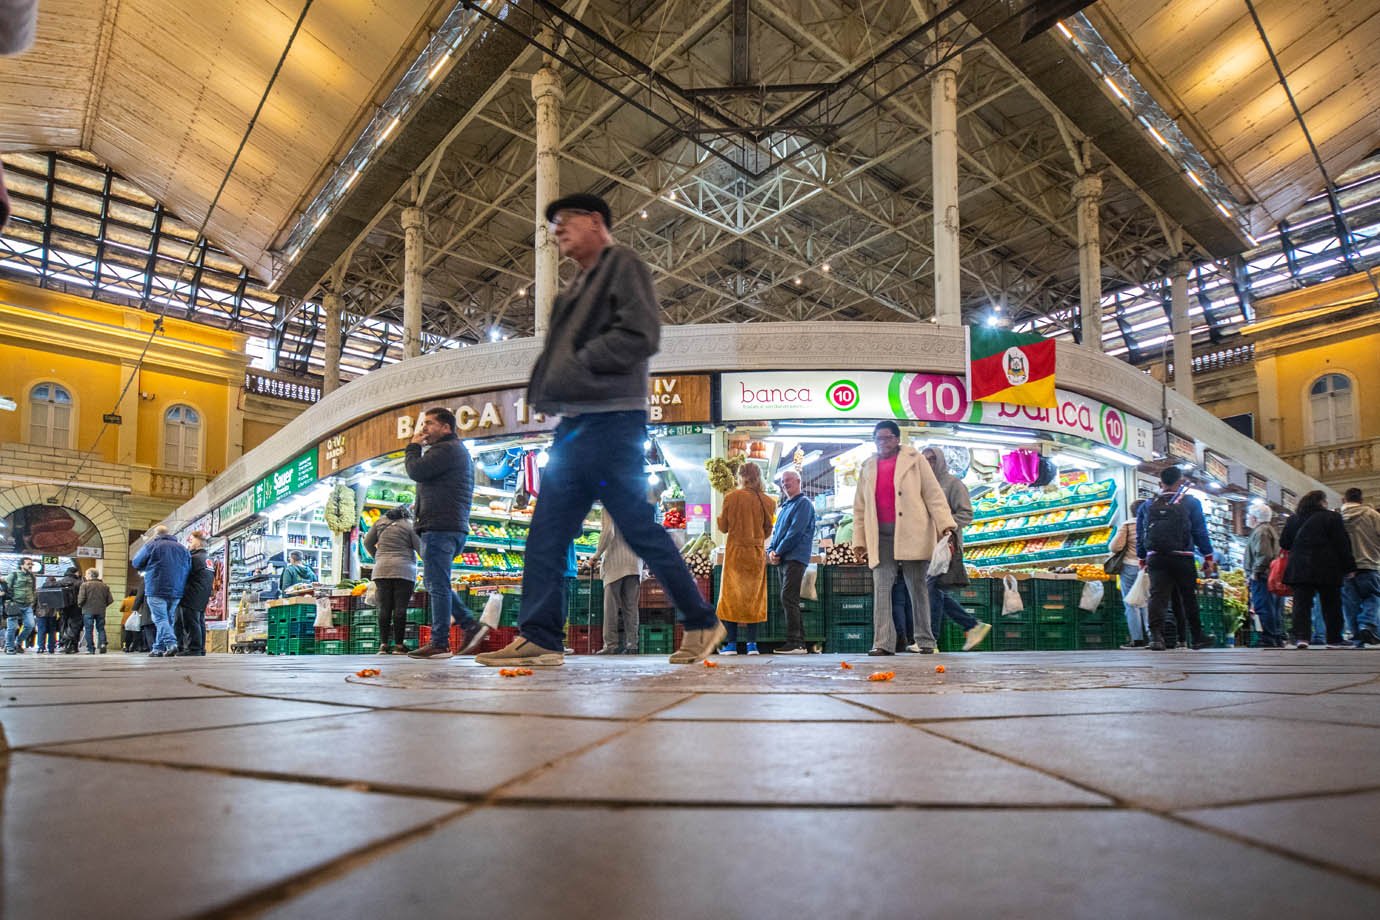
[544,193,612,228]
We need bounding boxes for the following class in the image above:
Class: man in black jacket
[405,407,487,659]
[179,531,214,656]
[476,193,724,667]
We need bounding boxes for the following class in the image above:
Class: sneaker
[867,648,894,656]
[148,650,163,658]
[457,623,490,656]
[475,637,565,667]
[1354,628,1380,649]
[1120,640,1147,649]
[669,622,728,664]
[1149,635,1166,651]
[1325,643,1350,649]
[408,645,454,660]
[918,646,937,654]
[963,622,992,651]
[594,646,617,655]
[905,642,921,653]
[775,644,808,655]
[1293,641,1309,650]
[1190,637,1213,650]
[719,644,738,656]
[746,642,759,655]
[377,644,389,655]
[99,646,107,654]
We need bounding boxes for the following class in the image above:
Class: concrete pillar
[1073,172,1104,351]
[1170,257,1194,401]
[322,290,342,394]
[532,66,564,336]
[401,206,424,358]
[930,46,962,326]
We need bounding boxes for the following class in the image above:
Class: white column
[401,206,424,358]
[1170,257,1194,400]
[322,290,342,394]
[1073,172,1104,351]
[931,47,962,326]
[532,66,564,336]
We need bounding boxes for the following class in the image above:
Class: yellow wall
[134,369,232,474]
[1271,330,1379,454]
[0,350,123,462]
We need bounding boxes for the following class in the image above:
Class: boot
[1148,632,1166,651]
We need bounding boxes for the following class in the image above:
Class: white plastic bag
[480,592,503,629]
[1001,575,1024,615]
[929,534,953,577]
[1125,569,1151,608]
[364,580,378,608]
[313,596,334,629]
[1078,580,1105,611]
[801,564,819,602]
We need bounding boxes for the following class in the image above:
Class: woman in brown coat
[716,462,776,655]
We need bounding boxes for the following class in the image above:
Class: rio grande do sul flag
[966,326,1056,407]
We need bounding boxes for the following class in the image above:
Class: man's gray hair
[150,524,170,536]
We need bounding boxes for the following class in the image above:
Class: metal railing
[244,372,321,404]
[1279,436,1378,481]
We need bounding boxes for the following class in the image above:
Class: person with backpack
[1280,490,1357,649]
[1136,466,1216,651]
[56,566,85,653]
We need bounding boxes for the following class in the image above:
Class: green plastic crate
[351,610,379,628]
[1077,620,1115,650]
[351,623,379,641]
[822,565,873,596]
[993,621,1033,651]
[827,622,873,654]
[405,607,428,624]
[266,638,287,655]
[1034,622,1076,651]
[1033,581,1079,622]
[348,640,380,655]
[946,579,992,611]
[317,639,346,655]
[997,580,1035,622]
[639,624,675,655]
[285,638,316,655]
[826,593,874,624]
[565,581,603,625]
[938,616,992,652]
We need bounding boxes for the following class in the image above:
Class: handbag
[1267,552,1290,597]
[1102,538,1130,575]
[939,538,970,587]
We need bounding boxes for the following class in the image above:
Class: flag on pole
[966,326,1056,407]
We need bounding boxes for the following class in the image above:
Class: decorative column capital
[1072,172,1103,201]
[531,65,564,103]
[401,207,425,232]
[1172,256,1192,279]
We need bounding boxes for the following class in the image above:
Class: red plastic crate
[330,596,355,612]
[694,576,712,602]
[638,576,670,608]
[410,591,428,608]
[314,626,349,641]
[482,626,520,653]
[567,624,603,654]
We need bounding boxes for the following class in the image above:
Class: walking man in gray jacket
[476,193,724,667]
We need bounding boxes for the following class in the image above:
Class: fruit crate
[1077,620,1115,651]
[265,637,286,656]
[639,624,675,655]
[347,640,378,655]
[352,622,380,642]
[822,565,873,597]
[275,602,317,621]
[992,621,1033,651]
[825,593,873,625]
[1034,622,1076,651]
[317,639,347,655]
[947,579,992,611]
[1032,580,1080,623]
[287,620,315,637]
[566,624,603,655]
[410,591,428,608]
[826,622,873,654]
[330,595,357,613]
[315,626,349,642]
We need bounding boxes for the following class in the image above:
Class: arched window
[164,404,202,470]
[1308,373,1355,445]
[29,382,73,448]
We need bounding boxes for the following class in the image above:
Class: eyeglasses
[547,209,594,228]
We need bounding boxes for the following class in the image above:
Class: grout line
[12,709,366,753]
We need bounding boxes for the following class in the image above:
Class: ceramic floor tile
[0,680,231,707]
[0,753,460,920]
[838,688,1289,721]
[501,721,1106,805]
[51,709,625,797]
[0,696,362,748]
[652,692,888,721]
[1118,672,1373,694]
[259,807,1380,920]
[188,674,490,709]
[1180,790,1380,882]
[1197,691,1380,727]
[402,689,691,719]
[928,713,1380,809]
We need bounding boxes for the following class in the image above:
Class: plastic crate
[565,581,604,625]
[639,624,675,654]
[827,622,873,654]
[351,610,380,628]
[285,638,316,656]
[993,621,1033,651]
[638,577,671,609]
[1077,621,1115,651]
[330,595,356,613]
[288,620,315,637]
[315,626,350,642]
[352,623,380,642]
[410,591,428,608]
[947,579,992,611]
[695,575,712,603]
[566,624,603,655]
[347,640,378,655]
[822,565,873,596]
[938,617,992,652]
[406,607,428,624]
[280,602,317,621]
[1034,622,1076,651]
[826,593,873,624]
[265,637,287,656]
[481,626,520,653]
[317,639,346,655]
[1033,580,1079,622]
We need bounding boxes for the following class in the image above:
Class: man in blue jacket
[132,525,192,658]
[768,469,816,654]
[1136,466,1216,651]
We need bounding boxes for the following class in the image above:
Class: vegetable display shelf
[971,481,1117,522]
[964,501,1117,547]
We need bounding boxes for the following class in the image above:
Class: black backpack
[1144,493,1192,554]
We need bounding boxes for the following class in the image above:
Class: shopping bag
[313,596,333,629]
[1268,552,1290,597]
[364,580,378,608]
[939,540,969,587]
[480,592,503,629]
[1078,580,1105,611]
[1125,569,1151,608]
[1001,575,1024,615]
[929,534,953,577]
[801,564,819,602]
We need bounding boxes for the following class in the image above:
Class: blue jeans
[1311,597,1326,645]
[1119,564,1148,641]
[35,615,57,652]
[84,612,108,651]
[519,411,716,651]
[891,578,913,643]
[420,531,478,650]
[146,596,181,653]
[723,622,758,645]
[1248,576,1284,647]
[1342,570,1380,639]
[5,605,35,651]
[928,577,978,635]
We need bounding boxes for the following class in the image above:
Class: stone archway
[0,484,131,634]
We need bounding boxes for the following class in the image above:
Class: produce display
[705,456,746,493]
[972,479,1116,520]
[965,527,1114,563]
[823,544,867,565]
[680,533,714,577]
[662,506,687,529]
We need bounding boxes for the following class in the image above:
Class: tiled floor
[3,648,1379,918]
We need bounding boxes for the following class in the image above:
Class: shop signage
[720,371,1154,459]
[252,451,318,512]
[213,489,255,535]
[319,376,713,474]
[1281,488,1296,509]
[1247,472,1267,499]
[1203,451,1230,484]
[102,413,122,425]
[1167,432,1197,463]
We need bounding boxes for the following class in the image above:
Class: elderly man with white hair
[131,524,192,658]
[1243,503,1284,648]
[767,468,817,654]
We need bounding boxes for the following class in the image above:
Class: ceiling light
[427,52,452,82]
[640,210,648,220]
[1102,76,1129,105]
[489,328,502,342]
[1091,445,1140,465]
[517,287,527,297]
[665,190,676,201]
[821,262,831,273]
[1055,21,1073,39]
[985,313,1000,327]
[1186,170,1205,189]
[1215,202,1232,218]
[380,117,400,142]
[794,277,802,285]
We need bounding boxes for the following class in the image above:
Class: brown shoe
[474,637,564,667]
[669,621,727,664]
[407,645,453,660]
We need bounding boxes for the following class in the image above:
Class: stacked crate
[820,565,873,653]
[266,600,317,655]
[936,580,993,651]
